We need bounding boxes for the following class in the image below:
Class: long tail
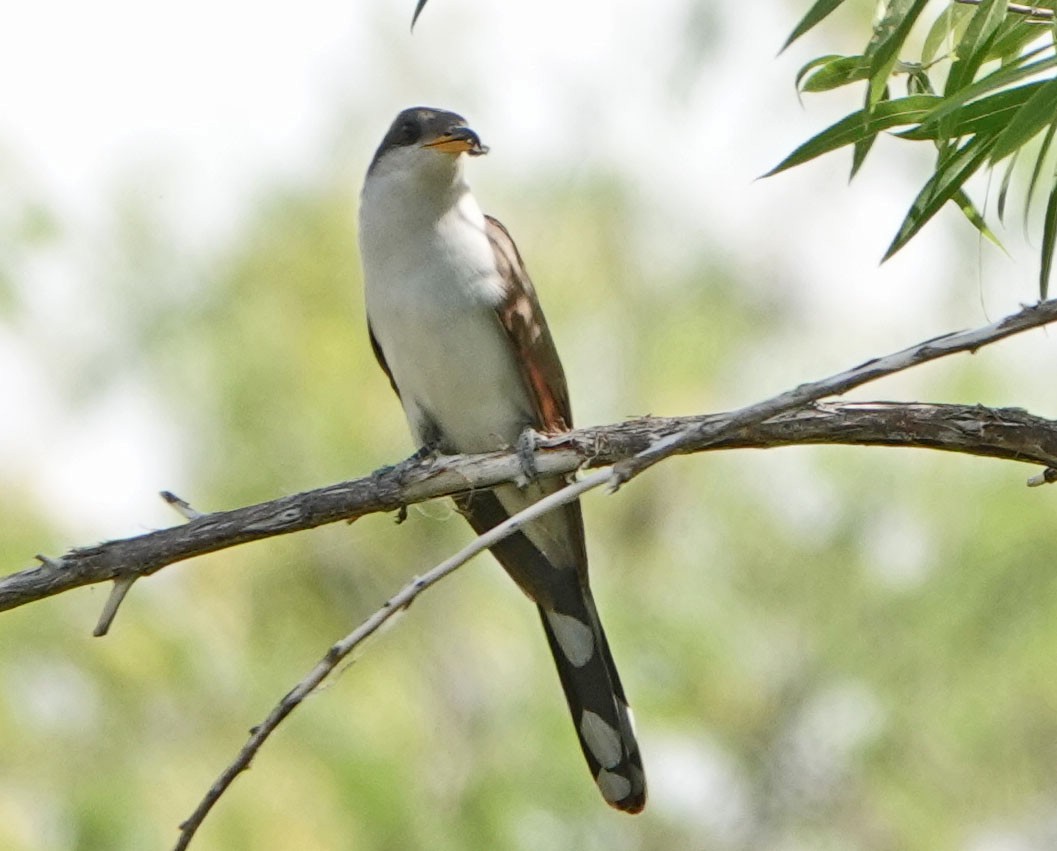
[537,584,646,812]
[456,487,647,813]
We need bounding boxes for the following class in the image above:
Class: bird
[358,106,646,813]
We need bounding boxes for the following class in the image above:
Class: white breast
[359,170,533,454]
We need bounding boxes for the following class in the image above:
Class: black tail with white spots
[455,488,647,813]
[537,584,646,812]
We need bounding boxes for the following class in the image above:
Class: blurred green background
[4,1,1057,849]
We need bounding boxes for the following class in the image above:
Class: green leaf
[920,52,1056,129]
[882,134,998,261]
[922,4,974,66]
[799,55,870,92]
[955,0,1009,63]
[986,8,1050,63]
[997,150,1020,222]
[907,67,936,96]
[1040,175,1057,298]
[866,0,932,106]
[1025,120,1057,221]
[851,86,891,178]
[899,80,1046,141]
[851,127,878,179]
[797,54,843,91]
[952,188,1006,251]
[989,77,1057,163]
[764,95,939,177]
[944,11,1005,99]
[782,0,850,52]
[411,0,428,30]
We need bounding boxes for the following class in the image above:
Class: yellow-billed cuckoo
[358,106,646,812]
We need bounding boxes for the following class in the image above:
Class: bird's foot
[373,445,442,525]
[515,428,542,488]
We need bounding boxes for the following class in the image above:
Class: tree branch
[3,400,1057,615]
[6,300,1057,849]
[172,468,608,850]
[171,397,1057,848]
[5,299,1057,616]
[610,299,1057,483]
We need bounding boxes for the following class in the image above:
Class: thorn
[161,490,203,520]
[35,553,66,570]
[394,505,409,524]
[93,576,137,637]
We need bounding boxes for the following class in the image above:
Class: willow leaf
[1025,120,1057,221]
[765,95,939,177]
[989,77,1057,163]
[952,188,1005,251]
[1040,175,1057,298]
[900,81,1045,141]
[866,0,932,105]
[783,0,850,52]
[883,134,998,261]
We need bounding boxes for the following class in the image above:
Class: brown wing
[469,219,647,811]
[484,215,572,433]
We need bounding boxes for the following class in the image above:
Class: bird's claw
[515,428,541,488]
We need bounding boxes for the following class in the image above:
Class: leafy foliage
[776,0,1057,297]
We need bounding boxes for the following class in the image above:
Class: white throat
[358,151,533,453]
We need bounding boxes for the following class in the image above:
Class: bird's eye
[398,120,420,145]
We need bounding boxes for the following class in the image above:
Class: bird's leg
[372,443,443,525]
[407,443,440,464]
[515,427,543,488]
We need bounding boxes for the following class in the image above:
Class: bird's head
[367,107,488,183]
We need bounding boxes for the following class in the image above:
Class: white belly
[361,193,533,453]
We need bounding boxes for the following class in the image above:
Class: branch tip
[93,576,137,637]
[1027,466,1057,487]
[161,491,203,521]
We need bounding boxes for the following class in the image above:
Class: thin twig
[1027,466,1057,486]
[161,491,204,521]
[172,469,609,850]
[610,300,1057,485]
[953,0,1054,21]
[93,490,203,636]
[92,577,137,637]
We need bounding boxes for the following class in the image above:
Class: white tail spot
[545,610,594,667]
[623,702,639,739]
[580,710,623,769]
[596,768,633,804]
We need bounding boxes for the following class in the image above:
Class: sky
[1,0,1054,538]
